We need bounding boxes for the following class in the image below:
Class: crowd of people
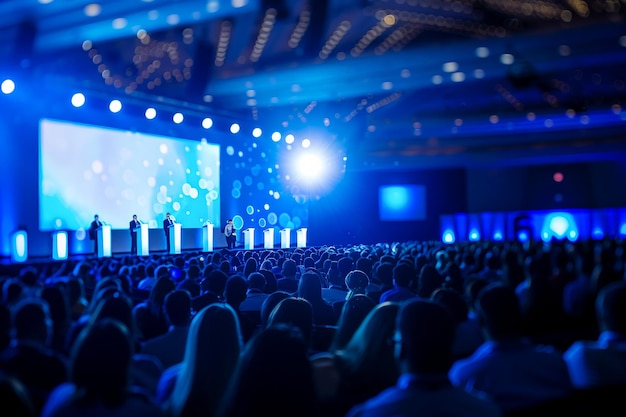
[1,238,625,417]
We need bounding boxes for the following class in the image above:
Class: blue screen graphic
[39,119,220,231]
[378,184,426,221]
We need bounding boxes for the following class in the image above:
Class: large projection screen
[39,119,220,232]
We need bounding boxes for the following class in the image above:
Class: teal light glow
[541,212,579,242]
[11,231,27,263]
[442,230,455,244]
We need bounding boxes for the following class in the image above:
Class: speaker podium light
[170,223,182,254]
[263,228,274,249]
[202,222,214,252]
[243,228,255,250]
[136,223,149,256]
[296,227,308,248]
[97,224,112,258]
[11,230,28,263]
[52,231,68,260]
[280,228,291,248]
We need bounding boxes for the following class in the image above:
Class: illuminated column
[52,231,68,261]
[280,228,291,249]
[202,222,214,252]
[11,230,28,263]
[296,228,308,248]
[243,228,255,250]
[170,223,182,254]
[137,223,150,256]
[263,228,274,249]
[97,224,112,257]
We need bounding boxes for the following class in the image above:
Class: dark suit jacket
[89,220,101,240]
[163,218,173,236]
[130,220,140,236]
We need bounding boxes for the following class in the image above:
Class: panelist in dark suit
[88,214,102,256]
[163,212,174,253]
[130,214,141,254]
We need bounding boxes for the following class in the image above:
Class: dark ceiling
[2,0,626,170]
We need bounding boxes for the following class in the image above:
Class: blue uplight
[442,230,455,244]
[541,212,579,242]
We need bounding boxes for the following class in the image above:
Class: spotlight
[173,112,184,124]
[1,79,15,94]
[230,123,240,134]
[71,93,86,107]
[202,117,213,129]
[109,99,122,113]
[145,107,157,119]
[252,127,262,137]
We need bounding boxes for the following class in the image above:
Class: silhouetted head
[396,299,455,374]
[596,280,626,334]
[477,283,522,340]
[267,297,313,344]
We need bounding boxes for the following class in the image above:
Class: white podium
[202,222,214,252]
[280,228,291,248]
[97,224,112,258]
[296,227,308,248]
[243,228,255,250]
[169,223,182,254]
[263,228,275,249]
[136,223,149,256]
[53,231,68,261]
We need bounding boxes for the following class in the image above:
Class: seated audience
[329,294,375,353]
[564,280,626,388]
[41,318,164,417]
[266,297,314,352]
[449,283,573,414]
[259,291,291,328]
[311,302,401,417]
[217,324,317,417]
[141,289,192,369]
[297,272,336,326]
[0,298,68,414]
[380,263,417,303]
[346,299,501,417]
[160,303,242,417]
[276,259,299,293]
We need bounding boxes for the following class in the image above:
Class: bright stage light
[173,112,184,124]
[202,117,213,129]
[230,123,240,134]
[271,131,281,142]
[1,79,15,94]
[297,153,324,180]
[109,99,122,113]
[71,93,86,107]
[145,108,157,119]
[252,127,262,137]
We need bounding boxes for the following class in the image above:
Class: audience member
[380,263,416,303]
[329,294,375,353]
[0,298,68,414]
[311,302,401,417]
[141,289,192,369]
[41,318,164,417]
[160,303,242,417]
[449,283,572,413]
[346,299,501,417]
[217,324,317,417]
[563,280,626,388]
